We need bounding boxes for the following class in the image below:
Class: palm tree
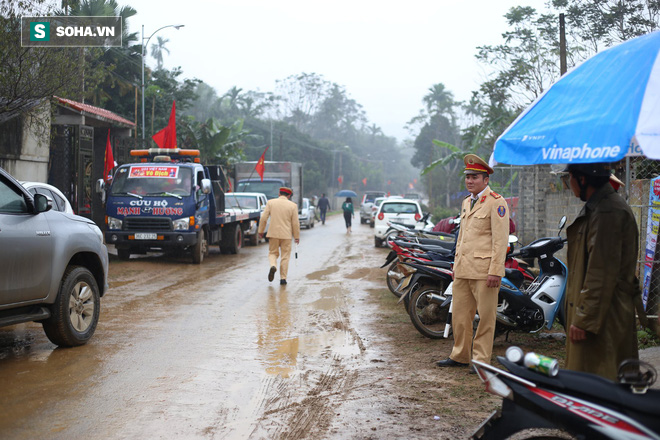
[150,36,170,70]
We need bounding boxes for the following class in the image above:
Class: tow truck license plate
[135,233,157,240]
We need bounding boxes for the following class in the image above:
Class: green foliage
[637,327,660,350]
[179,117,250,166]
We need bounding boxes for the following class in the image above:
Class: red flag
[338,175,343,184]
[362,178,367,186]
[387,180,392,185]
[408,183,414,189]
[152,101,177,148]
[255,146,269,181]
[104,129,117,183]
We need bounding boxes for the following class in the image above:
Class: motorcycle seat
[411,244,453,255]
[417,260,452,270]
[415,238,455,249]
[423,230,455,239]
[504,268,525,289]
[500,357,660,417]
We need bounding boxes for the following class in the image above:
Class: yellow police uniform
[448,155,509,366]
[258,191,300,282]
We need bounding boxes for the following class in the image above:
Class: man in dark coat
[317,193,330,225]
[564,163,640,380]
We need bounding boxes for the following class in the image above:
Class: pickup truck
[0,166,109,346]
[224,191,268,246]
[101,148,261,264]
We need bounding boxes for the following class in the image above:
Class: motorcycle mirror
[508,234,518,244]
[558,215,567,233]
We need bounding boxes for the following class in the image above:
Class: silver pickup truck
[0,167,109,346]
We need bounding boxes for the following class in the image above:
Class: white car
[369,196,387,228]
[373,199,425,247]
[224,192,268,246]
[20,181,75,214]
[298,197,316,229]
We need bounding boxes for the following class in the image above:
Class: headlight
[107,216,122,230]
[173,217,190,230]
[87,223,104,242]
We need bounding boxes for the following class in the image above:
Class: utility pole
[560,13,567,75]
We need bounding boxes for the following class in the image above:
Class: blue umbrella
[335,189,357,197]
[493,30,660,165]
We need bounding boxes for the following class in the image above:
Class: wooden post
[560,13,567,75]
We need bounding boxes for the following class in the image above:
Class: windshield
[225,195,258,209]
[110,166,193,197]
[236,181,281,199]
[381,202,419,214]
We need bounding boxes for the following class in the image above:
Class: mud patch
[306,265,340,280]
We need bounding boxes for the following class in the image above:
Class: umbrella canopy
[493,30,660,165]
[335,189,357,198]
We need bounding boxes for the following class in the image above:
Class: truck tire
[192,228,207,264]
[42,266,100,347]
[249,232,259,246]
[117,248,131,261]
[221,224,243,254]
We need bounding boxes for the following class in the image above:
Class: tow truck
[99,148,261,263]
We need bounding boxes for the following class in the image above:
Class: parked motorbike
[472,348,660,440]
[406,217,567,339]
[382,213,453,246]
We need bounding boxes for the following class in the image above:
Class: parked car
[20,181,75,214]
[373,198,425,247]
[369,196,387,228]
[0,167,109,346]
[225,192,268,246]
[360,191,387,224]
[404,193,421,201]
[299,197,316,229]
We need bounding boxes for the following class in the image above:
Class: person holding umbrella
[341,197,354,234]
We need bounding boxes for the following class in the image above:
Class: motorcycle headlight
[107,216,122,230]
[173,217,190,230]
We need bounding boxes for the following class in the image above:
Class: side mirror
[200,178,211,195]
[558,215,567,233]
[95,178,105,194]
[34,193,53,213]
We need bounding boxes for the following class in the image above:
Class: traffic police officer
[258,187,300,285]
[436,154,509,371]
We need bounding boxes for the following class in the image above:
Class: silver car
[0,167,109,346]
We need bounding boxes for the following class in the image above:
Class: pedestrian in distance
[436,154,509,373]
[318,193,330,225]
[258,187,301,286]
[342,197,354,234]
[563,163,641,381]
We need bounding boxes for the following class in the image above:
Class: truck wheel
[221,224,243,254]
[42,266,100,347]
[192,228,207,264]
[117,248,131,261]
[249,232,259,246]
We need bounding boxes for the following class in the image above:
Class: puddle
[306,265,340,280]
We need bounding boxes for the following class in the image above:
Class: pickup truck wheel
[192,228,207,264]
[42,266,100,347]
[117,248,131,260]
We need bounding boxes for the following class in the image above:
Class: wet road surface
[0,215,400,439]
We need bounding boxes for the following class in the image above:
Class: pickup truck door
[0,178,54,305]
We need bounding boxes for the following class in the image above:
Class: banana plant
[180,117,255,165]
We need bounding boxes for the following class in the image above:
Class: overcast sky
[125,0,550,142]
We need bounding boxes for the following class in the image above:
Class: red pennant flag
[104,129,117,183]
[362,178,367,186]
[387,180,392,185]
[152,101,177,148]
[255,146,269,181]
[338,175,343,184]
[408,183,414,189]
[413,178,417,184]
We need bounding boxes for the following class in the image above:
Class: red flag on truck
[255,146,269,181]
[152,101,177,148]
[104,129,117,183]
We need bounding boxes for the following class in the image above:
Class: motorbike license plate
[135,233,157,240]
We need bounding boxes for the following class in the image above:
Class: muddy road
[0,215,566,439]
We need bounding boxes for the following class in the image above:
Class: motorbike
[472,348,660,440]
[382,213,454,246]
[404,217,567,339]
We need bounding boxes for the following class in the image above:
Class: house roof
[54,96,135,127]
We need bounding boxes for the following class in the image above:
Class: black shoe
[469,365,476,374]
[268,266,276,282]
[280,279,287,285]
[436,358,468,367]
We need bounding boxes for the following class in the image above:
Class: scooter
[472,348,660,439]
[408,217,567,339]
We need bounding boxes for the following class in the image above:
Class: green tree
[179,117,251,166]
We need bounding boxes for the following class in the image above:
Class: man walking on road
[563,163,640,380]
[258,187,300,285]
[318,193,330,225]
[436,154,509,372]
